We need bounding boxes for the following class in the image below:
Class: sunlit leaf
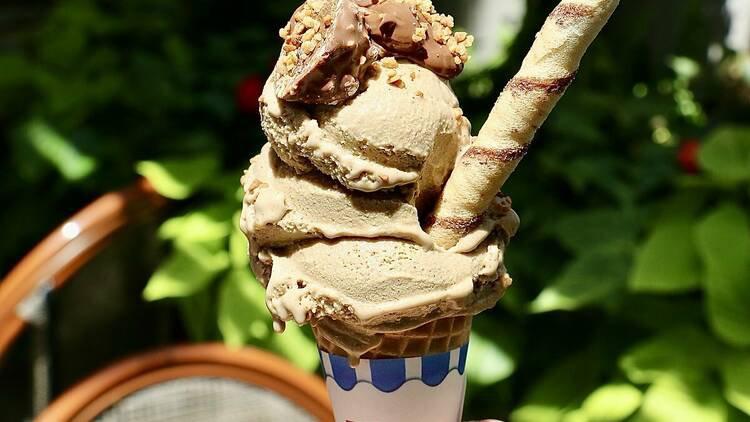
[267,325,319,372]
[698,127,750,183]
[721,352,750,416]
[511,350,601,422]
[632,373,727,422]
[466,330,516,385]
[669,56,701,81]
[217,269,268,347]
[531,250,630,313]
[561,409,589,422]
[136,154,219,200]
[25,119,97,181]
[229,212,250,269]
[629,221,700,293]
[158,204,234,242]
[143,241,229,301]
[581,383,643,421]
[619,326,724,384]
[695,203,750,347]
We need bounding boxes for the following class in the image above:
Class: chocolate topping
[274,0,377,105]
[273,0,471,105]
[363,1,461,79]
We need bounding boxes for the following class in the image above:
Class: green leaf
[217,270,317,372]
[669,56,701,80]
[619,326,724,384]
[633,373,727,422]
[511,350,601,422]
[267,325,319,372]
[561,409,589,422]
[230,211,249,269]
[143,241,230,301]
[695,203,750,347]
[698,127,750,183]
[613,296,705,331]
[581,383,643,422]
[531,250,630,313]
[466,330,516,385]
[0,54,33,88]
[629,221,701,293]
[651,191,708,225]
[178,289,216,342]
[158,204,233,242]
[136,154,219,200]
[721,352,750,416]
[25,119,97,181]
[218,269,268,347]
[546,209,638,254]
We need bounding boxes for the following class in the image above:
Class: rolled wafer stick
[428,0,620,248]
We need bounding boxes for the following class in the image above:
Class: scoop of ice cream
[240,144,433,248]
[260,60,471,196]
[273,0,473,105]
[241,143,519,357]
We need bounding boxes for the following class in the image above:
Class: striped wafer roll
[428,0,620,248]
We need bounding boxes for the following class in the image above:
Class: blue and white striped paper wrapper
[320,343,469,422]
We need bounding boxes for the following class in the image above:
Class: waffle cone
[314,315,472,359]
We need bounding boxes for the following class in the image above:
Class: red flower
[236,75,264,115]
[678,139,701,174]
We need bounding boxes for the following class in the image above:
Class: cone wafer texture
[428,0,620,248]
[314,315,472,360]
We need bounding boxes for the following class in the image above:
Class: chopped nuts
[302,16,317,28]
[309,0,323,12]
[401,0,475,66]
[381,57,399,69]
[412,26,427,43]
[276,0,330,75]
[387,69,402,85]
[301,40,317,54]
[276,0,475,77]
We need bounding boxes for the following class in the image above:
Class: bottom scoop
[242,147,518,361]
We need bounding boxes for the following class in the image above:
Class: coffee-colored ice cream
[260,60,470,199]
[242,0,519,361]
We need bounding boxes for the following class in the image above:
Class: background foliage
[2,0,750,420]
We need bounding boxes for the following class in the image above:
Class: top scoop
[242,0,519,360]
[273,0,474,105]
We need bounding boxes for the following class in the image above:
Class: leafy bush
[2,0,750,420]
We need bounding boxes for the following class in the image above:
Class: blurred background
[1,0,750,420]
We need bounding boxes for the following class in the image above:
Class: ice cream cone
[313,315,472,359]
[315,316,473,422]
